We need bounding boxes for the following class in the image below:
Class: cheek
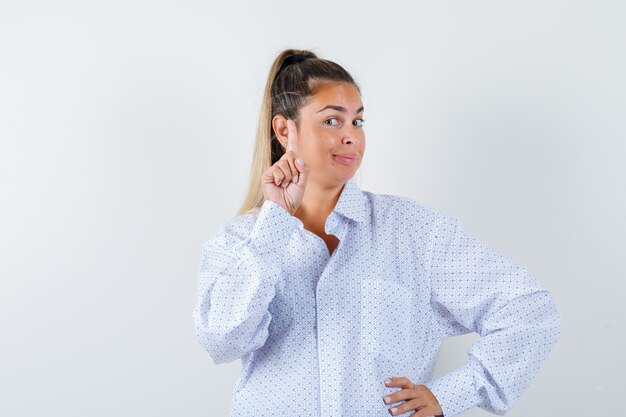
[354,132,366,153]
[297,138,324,163]
[303,132,334,154]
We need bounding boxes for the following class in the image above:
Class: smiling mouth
[333,155,358,164]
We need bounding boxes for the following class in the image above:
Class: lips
[333,154,358,164]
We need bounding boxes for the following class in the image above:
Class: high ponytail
[236,48,359,217]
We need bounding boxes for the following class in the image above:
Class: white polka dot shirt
[192,178,560,416]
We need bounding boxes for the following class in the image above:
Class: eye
[325,118,339,126]
[353,118,365,127]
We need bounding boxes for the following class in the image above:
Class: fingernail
[296,158,303,166]
[293,175,298,183]
[282,182,288,188]
[384,379,391,386]
[390,407,397,414]
[383,396,391,404]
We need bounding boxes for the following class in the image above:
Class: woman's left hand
[382,376,444,417]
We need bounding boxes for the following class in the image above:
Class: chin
[315,163,360,185]
[312,173,353,188]
[334,172,356,184]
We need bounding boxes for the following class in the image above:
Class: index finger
[286,119,299,154]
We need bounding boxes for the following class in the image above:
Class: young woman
[193,49,560,417]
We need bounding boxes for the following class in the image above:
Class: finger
[271,166,286,186]
[281,150,299,183]
[286,119,299,155]
[407,388,443,417]
[412,406,443,417]
[276,158,295,187]
[384,376,414,389]
[383,387,425,405]
[388,399,423,416]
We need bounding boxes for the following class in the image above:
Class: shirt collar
[330,178,369,224]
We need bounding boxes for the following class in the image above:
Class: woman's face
[281,81,366,188]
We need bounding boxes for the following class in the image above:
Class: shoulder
[203,211,259,249]
[364,189,457,231]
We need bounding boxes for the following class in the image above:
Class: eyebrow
[317,105,364,115]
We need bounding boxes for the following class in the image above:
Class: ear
[272,115,289,149]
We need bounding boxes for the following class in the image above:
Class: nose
[341,124,360,145]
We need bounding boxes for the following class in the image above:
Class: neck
[294,179,346,230]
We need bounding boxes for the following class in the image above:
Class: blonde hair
[236,48,361,217]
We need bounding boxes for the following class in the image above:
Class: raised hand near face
[262,119,311,216]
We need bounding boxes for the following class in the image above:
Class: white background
[1,1,624,416]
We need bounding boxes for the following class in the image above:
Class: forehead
[305,81,362,109]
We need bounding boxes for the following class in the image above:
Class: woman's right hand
[262,119,311,216]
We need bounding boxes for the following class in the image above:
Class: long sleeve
[424,215,561,417]
[192,199,301,365]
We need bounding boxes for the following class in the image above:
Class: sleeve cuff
[245,199,303,257]
[424,361,484,417]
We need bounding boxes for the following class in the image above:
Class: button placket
[315,218,349,416]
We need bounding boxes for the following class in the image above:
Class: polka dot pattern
[192,178,560,416]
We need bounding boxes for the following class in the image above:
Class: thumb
[295,157,310,188]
